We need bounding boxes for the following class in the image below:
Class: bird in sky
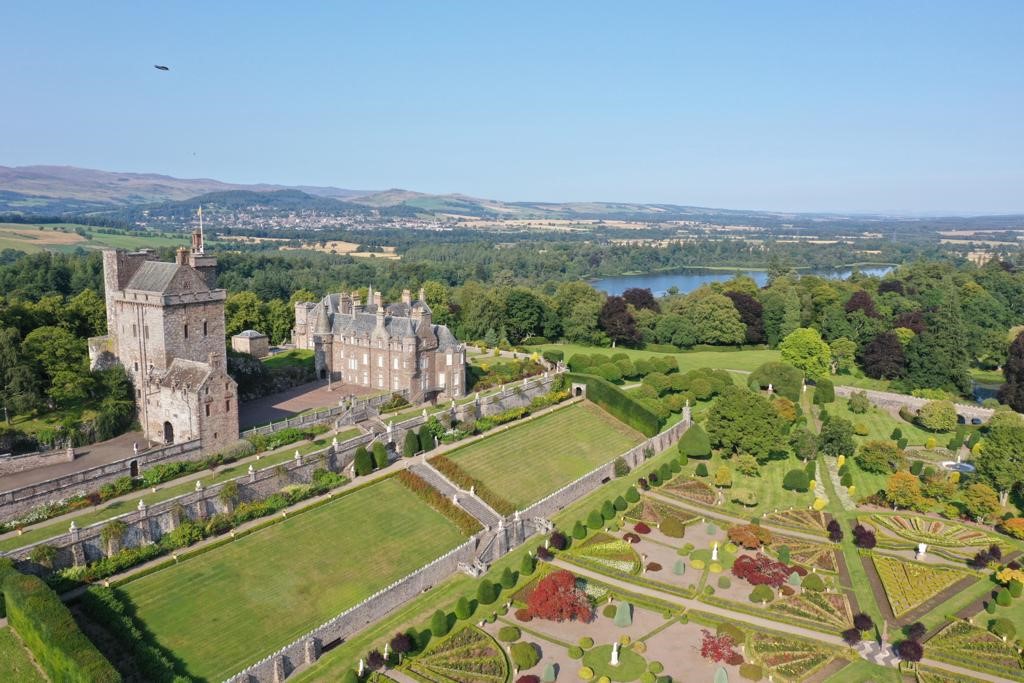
[153,64,170,71]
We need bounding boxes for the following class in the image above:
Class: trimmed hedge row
[2,571,119,682]
[76,587,184,682]
[567,373,662,436]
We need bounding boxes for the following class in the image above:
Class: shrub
[749,585,774,603]
[518,676,541,683]
[917,400,957,432]
[455,596,473,620]
[499,625,522,642]
[853,613,874,631]
[894,639,923,662]
[782,469,809,491]
[500,566,518,589]
[602,605,616,618]
[728,524,772,549]
[625,486,641,503]
[695,463,709,477]
[353,446,374,476]
[827,519,844,542]
[801,573,825,592]
[515,608,534,622]
[732,553,791,587]
[852,524,876,549]
[430,609,450,637]
[527,570,592,622]
[848,391,871,414]
[732,490,757,507]
[578,666,595,680]
[998,517,1024,540]
[2,572,118,682]
[572,520,588,540]
[613,457,630,478]
[587,510,604,530]
[511,642,541,669]
[579,636,595,649]
[634,522,652,534]
[659,517,686,538]
[521,553,536,576]
[371,441,389,469]
[842,628,862,645]
[813,378,835,404]
[678,423,712,458]
[601,499,617,520]
[568,645,584,659]
[853,422,869,436]
[905,622,926,641]
[549,531,569,551]
[990,618,1016,641]
[995,588,1012,606]
[478,579,498,605]
[718,576,731,589]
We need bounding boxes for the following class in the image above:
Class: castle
[88,231,239,454]
[293,287,466,403]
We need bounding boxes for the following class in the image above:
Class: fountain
[941,460,976,473]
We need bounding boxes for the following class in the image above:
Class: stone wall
[4,432,373,569]
[0,446,75,476]
[833,386,993,423]
[0,440,203,525]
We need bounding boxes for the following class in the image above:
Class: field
[284,240,400,259]
[0,627,45,683]
[447,402,642,509]
[0,223,190,253]
[536,343,780,374]
[120,478,467,681]
[825,397,946,446]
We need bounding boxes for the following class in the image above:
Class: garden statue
[383,642,390,661]
[712,541,719,562]
[133,441,139,455]
[917,542,927,559]
[611,641,619,666]
[294,449,301,461]
[422,408,428,417]
[767,383,773,394]
[358,659,365,676]
[453,494,459,506]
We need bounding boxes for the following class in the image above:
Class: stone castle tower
[89,230,238,453]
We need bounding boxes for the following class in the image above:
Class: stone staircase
[408,461,502,528]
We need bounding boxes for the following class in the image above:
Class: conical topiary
[613,601,633,627]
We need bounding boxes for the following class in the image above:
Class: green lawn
[0,627,45,683]
[537,343,781,373]
[825,397,946,447]
[120,478,467,682]
[446,402,643,509]
[822,659,900,683]
[0,428,361,553]
[263,348,314,371]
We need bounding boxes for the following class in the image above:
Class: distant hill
[0,165,372,213]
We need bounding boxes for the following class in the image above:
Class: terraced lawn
[447,402,643,508]
[120,478,468,682]
[0,627,45,682]
[536,343,780,373]
[0,428,361,553]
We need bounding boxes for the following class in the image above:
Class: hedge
[2,572,119,682]
[567,373,662,436]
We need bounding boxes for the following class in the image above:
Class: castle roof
[157,358,213,389]
[126,261,209,295]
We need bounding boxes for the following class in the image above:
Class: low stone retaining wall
[242,390,406,439]
[833,386,993,423]
[0,446,75,476]
[2,432,373,569]
[0,440,203,524]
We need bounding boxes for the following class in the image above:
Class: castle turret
[188,229,218,289]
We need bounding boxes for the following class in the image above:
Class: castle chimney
[176,247,189,266]
[419,287,426,303]
[402,289,412,305]
[191,229,203,254]
[374,291,383,308]
[376,306,385,328]
[352,295,363,314]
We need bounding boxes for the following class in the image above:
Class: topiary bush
[749,585,774,603]
[511,642,541,669]
[782,469,810,491]
[678,423,712,458]
[499,625,522,642]
[569,645,584,659]
[659,517,685,538]
[695,463,709,477]
[739,663,764,681]
[990,618,1016,641]
[801,573,825,592]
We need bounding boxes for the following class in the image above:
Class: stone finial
[195,480,203,492]
[422,408,428,417]
[69,520,78,532]
[137,499,146,512]
[294,449,301,461]
[332,436,339,448]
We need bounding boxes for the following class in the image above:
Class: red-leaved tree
[700,630,742,664]
[526,570,593,622]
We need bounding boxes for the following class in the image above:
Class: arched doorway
[320,369,327,380]
[163,421,174,444]
[129,460,139,478]
[574,386,583,398]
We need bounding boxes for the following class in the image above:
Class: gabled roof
[234,329,266,339]
[126,261,209,294]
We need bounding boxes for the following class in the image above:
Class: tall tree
[598,296,640,347]
[622,287,660,312]
[859,332,906,379]
[724,291,765,344]
[902,288,971,394]
[977,413,1024,504]
[706,386,785,462]
[779,327,832,378]
[998,330,1024,412]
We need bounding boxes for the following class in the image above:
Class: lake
[592,266,894,296]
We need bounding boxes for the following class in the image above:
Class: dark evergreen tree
[998,330,1024,412]
[598,296,641,347]
[859,332,906,379]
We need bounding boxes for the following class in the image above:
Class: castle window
[377,356,383,368]
[447,353,453,366]
[184,324,189,339]
[144,325,149,339]
[454,372,460,385]
[205,404,210,417]
[132,324,138,337]
[225,399,231,412]
[136,389,141,398]
[393,357,399,370]
[439,372,446,388]
[134,361,139,372]
[203,321,208,336]
[362,353,368,365]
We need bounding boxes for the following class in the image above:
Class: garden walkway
[552,560,1011,683]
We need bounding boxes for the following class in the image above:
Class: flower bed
[564,533,642,575]
[404,625,509,683]
[748,632,834,681]
[662,478,717,506]
[871,514,1006,552]
[871,555,974,617]
[761,510,830,536]
[768,591,853,631]
[770,536,839,573]
[926,621,1024,680]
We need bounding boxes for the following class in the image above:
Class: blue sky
[2,2,1022,213]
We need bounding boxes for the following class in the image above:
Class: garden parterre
[871,554,975,617]
[403,626,508,683]
[747,631,834,681]
[926,620,1024,680]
